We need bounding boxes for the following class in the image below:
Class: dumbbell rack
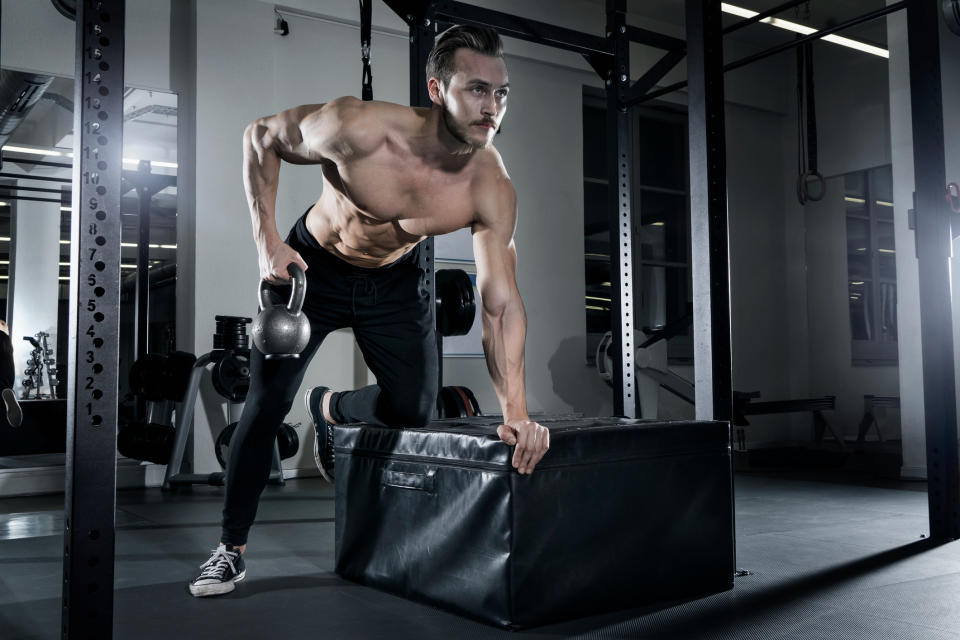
[162,317,285,490]
[21,332,57,399]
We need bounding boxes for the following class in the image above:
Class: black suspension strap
[796,40,824,204]
[360,0,373,101]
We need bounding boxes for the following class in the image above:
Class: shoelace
[197,547,238,580]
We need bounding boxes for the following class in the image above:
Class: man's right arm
[242,98,360,282]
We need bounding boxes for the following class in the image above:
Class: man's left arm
[472,179,549,475]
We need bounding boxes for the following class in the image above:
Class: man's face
[435,49,509,150]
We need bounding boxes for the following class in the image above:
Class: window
[844,165,897,364]
[583,90,691,365]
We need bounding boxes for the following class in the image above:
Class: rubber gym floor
[0,470,957,639]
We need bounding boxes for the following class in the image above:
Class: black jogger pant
[221,212,438,545]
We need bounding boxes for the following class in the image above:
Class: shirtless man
[189,25,549,597]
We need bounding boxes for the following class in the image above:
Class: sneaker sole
[189,570,245,597]
[304,388,334,484]
[3,388,22,428]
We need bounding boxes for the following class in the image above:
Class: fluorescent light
[585,305,608,311]
[721,3,888,58]
[0,237,9,242]
[0,202,7,207]
[876,200,893,207]
[845,196,866,204]
[59,240,70,245]
[850,281,865,285]
[159,244,177,249]
[121,264,138,269]
[586,296,612,302]
[1,145,63,157]
[59,262,70,266]
[122,158,179,169]
[58,276,71,281]
[0,261,7,265]
[60,206,72,212]
[121,242,138,248]
[879,248,896,254]
[650,221,665,227]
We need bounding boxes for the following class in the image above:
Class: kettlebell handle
[258,263,307,314]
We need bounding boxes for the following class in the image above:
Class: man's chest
[335,154,478,236]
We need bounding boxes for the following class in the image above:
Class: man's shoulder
[326,97,417,126]
[472,147,514,195]
[319,97,417,155]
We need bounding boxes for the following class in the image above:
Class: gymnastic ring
[946,182,960,214]
[798,170,826,204]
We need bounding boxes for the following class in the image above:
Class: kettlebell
[252,263,311,359]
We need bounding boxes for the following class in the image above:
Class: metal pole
[906,0,960,542]
[63,0,124,637]
[606,0,637,417]
[407,10,440,414]
[686,0,732,424]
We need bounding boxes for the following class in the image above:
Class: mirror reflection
[0,69,178,467]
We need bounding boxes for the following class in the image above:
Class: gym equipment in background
[117,350,196,465]
[21,332,57,399]
[163,315,287,489]
[596,314,841,448]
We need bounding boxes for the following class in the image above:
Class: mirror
[0,68,178,465]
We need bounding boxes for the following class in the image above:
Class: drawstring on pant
[349,276,377,316]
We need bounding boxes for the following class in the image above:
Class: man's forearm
[242,122,282,249]
[481,297,528,421]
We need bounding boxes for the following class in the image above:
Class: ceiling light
[0,202,8,207]
[721,3,889,58]
[60,206,72,212]
[122,158,179,169]
[845,196,866,204]
[1,145,63,157]
[878,248,896,254]
[876,200,893,207]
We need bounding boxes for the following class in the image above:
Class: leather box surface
[334,416,734,629]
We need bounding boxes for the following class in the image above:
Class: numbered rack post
[62,1,125,638]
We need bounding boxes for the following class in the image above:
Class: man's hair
[426,25,504,87]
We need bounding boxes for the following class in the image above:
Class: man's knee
[386,387,436,427]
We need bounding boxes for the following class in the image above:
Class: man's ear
[427,77,443,104]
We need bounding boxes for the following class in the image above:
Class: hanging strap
[796,41,824,204]
[360,0,373,101]
[804,43,818,177]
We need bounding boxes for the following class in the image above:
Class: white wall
[1,0,173,90]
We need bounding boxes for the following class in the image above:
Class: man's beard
[441,101,488,151]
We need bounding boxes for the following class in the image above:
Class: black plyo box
[334,416,734,629]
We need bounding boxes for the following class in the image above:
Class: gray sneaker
[189,544,246,597]
[304,386,335,483]
[3,388,22,428]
